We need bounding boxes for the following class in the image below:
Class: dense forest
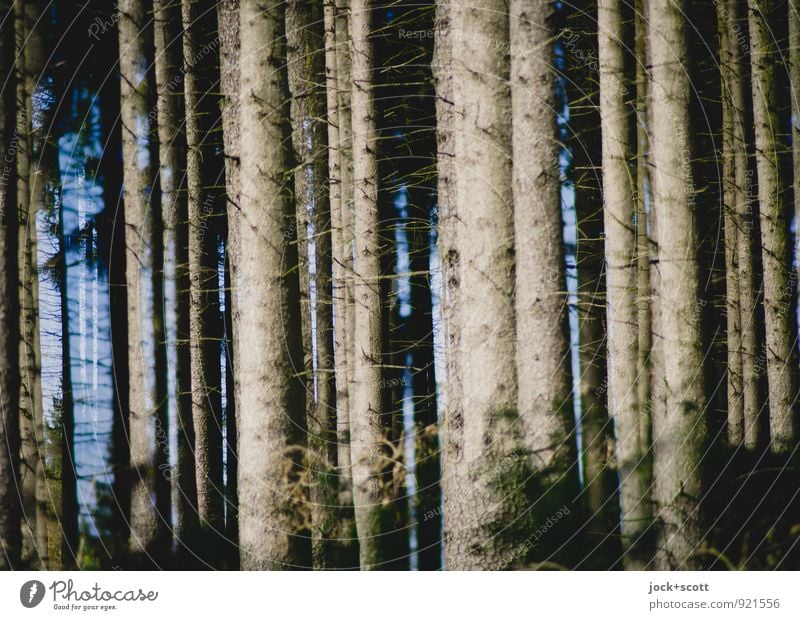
[1,0,800,571]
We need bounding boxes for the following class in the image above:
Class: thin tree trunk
[748,0,797,453]
[728,0,762,450]
[153,0,198,558]
[182,0,225,560]
[287,0,343,569]
[647,0,709,569]
[217,0,240,566]
[0,0,21,569]
[118,0,171,565]
[17,0,48,569]
[335,0,356,486]
[348,0,397,569]
[598,0,652,568]
[237,0,310,570]
[324,0,359,569]
[511,0,581,567]
[565,3,622,568]
[718,0,745,445]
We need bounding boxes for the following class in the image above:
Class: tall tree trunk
[182,0,225,562]
[14,0,38,566]
[440,0,519,570]
[748,0,797,453]
[287,0,343,568]
[153,0,198,557]
[118,0,171,565]
[17,0,49,569]
[598,0,652,568]
[511,0,581,567]
[335,0,356,490]
[324,0,359,569]
[647,0,709,569]
[0,0,21,570]
[217,0,240,567]
[718,0,745,445]
[348,0,397,569]
[237,0,310,570]
[565,4,622,568]
[729,0,762,450]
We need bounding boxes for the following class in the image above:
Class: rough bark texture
[324,0,359,569]
[439,0,519,570]
[182,0,225,561]
[153,0,198,556]
[731,0,762,450]
[511,0,582,568]
[118,0,171,565]
[16,0,47,568]
[0,0,21,570]
[335,0,356,489]
[718,0,744,445]
[348,0,398,569]
[749,0,797,453]
[647,0,709,569]
[237,0,310,570]
[598,0,652,569]
[217,0,240,565]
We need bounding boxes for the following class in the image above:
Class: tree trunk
[348,0,397,569]
[440,0,519,570]
[217,0,240,566]
[118,0,171,565]
[237,0,310,570]
[598,0,652,568]
[153,0,198,558]
[335,0,356,488]
[748,0,797,453]
[718,0,745,446]
[16,0,49,569]
[287,0,344,569]
[647,0,709,569]
[565,4,622,568]
[728,0,762,450]
[511,0,581,567]
[324,0,359,569]
[182,0,225,562]
[0,0,21,569]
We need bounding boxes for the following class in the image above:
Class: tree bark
[118,0,171,565]
[153,0,198,558]
[237,0,310,570]
[182,0,225,561]
[348,0,397,569]
[287,0,348,569]
[598,0,652,568]
[647,0,709,569]
[0,0,21,570]
[324,0,359,569]
[511,0,581,567]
